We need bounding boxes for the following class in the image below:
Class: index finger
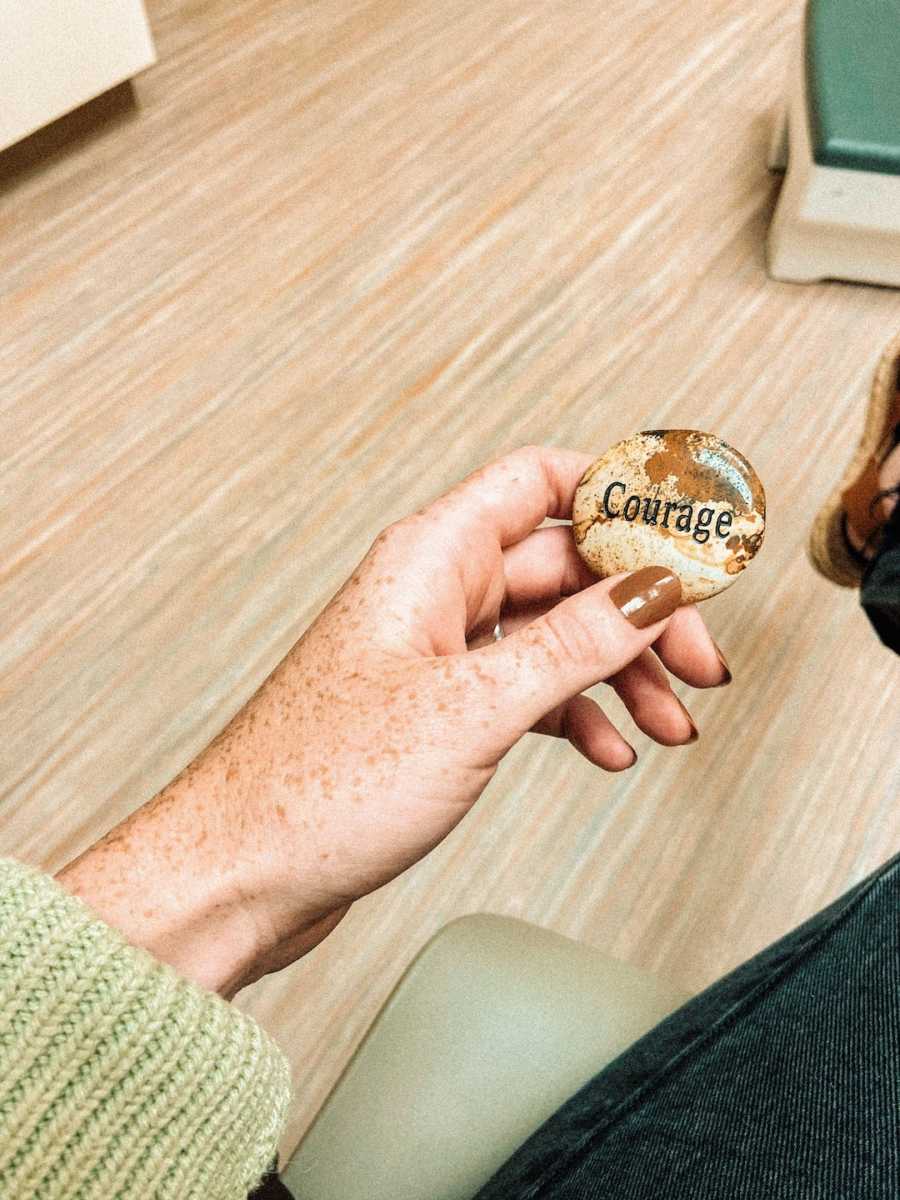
[420,444,596,549]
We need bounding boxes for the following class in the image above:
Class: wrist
[55,752,278,999]
[56,664,356,994]
[56,822,264,1000]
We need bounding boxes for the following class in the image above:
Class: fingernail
[610,566,682,630]
[711,638,732,686]
[676,696,700,743]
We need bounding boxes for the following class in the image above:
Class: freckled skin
[55,446,725,999]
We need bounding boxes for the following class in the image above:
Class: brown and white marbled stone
[572,430,766,603]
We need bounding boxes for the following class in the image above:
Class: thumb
[471,565,682,744]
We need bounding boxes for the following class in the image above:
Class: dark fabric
[248,1161,293,1199]
[861,496,900,654]
[473,851,900,1199]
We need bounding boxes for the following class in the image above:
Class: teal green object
[805,0,900,174]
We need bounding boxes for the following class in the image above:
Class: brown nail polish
[711,639,732,686]
[610,566,682,630]
[676,697,700,743]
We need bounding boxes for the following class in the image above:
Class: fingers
[359,446,597,650]
[463,562,734,763]
[416,445,595,550]
[608,650,698,745]
[501,524,599,609]
[534,694,636,771]
[462,566,682,748]
[498,523,730,692]
[473,604,706,751]
[653,604,732,688]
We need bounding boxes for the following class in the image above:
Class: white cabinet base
[1,0,156,152]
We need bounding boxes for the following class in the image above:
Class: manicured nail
[676,697,700,743]
[610,566,682,630]
[711,638,732,686]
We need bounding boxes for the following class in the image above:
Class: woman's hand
[58,446,729,997]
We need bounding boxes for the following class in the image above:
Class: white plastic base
[766,30,900,288]
[0,0,155,152]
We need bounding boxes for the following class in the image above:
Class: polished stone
[572,429,766,603]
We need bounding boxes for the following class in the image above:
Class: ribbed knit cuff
[0,857,291,1200]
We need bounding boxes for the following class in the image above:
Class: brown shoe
[809,331,900,587]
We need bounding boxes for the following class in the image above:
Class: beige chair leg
[280,914,690,1200]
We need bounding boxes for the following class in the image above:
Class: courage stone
[572,430,766,603]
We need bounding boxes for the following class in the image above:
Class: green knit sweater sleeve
[0,856,291,1200]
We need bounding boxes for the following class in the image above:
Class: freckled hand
[57,445,730,996]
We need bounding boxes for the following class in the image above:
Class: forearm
[56,650,343,999]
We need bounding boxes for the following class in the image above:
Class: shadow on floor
[0,82,139,193]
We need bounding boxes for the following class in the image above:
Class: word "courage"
[602,482,734,544]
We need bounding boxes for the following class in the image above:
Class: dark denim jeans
[250,1169,291,1198]
[471,850,900,1199]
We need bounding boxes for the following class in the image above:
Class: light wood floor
[2,0,899,1161]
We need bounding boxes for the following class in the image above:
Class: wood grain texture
[2,0,899,1162]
